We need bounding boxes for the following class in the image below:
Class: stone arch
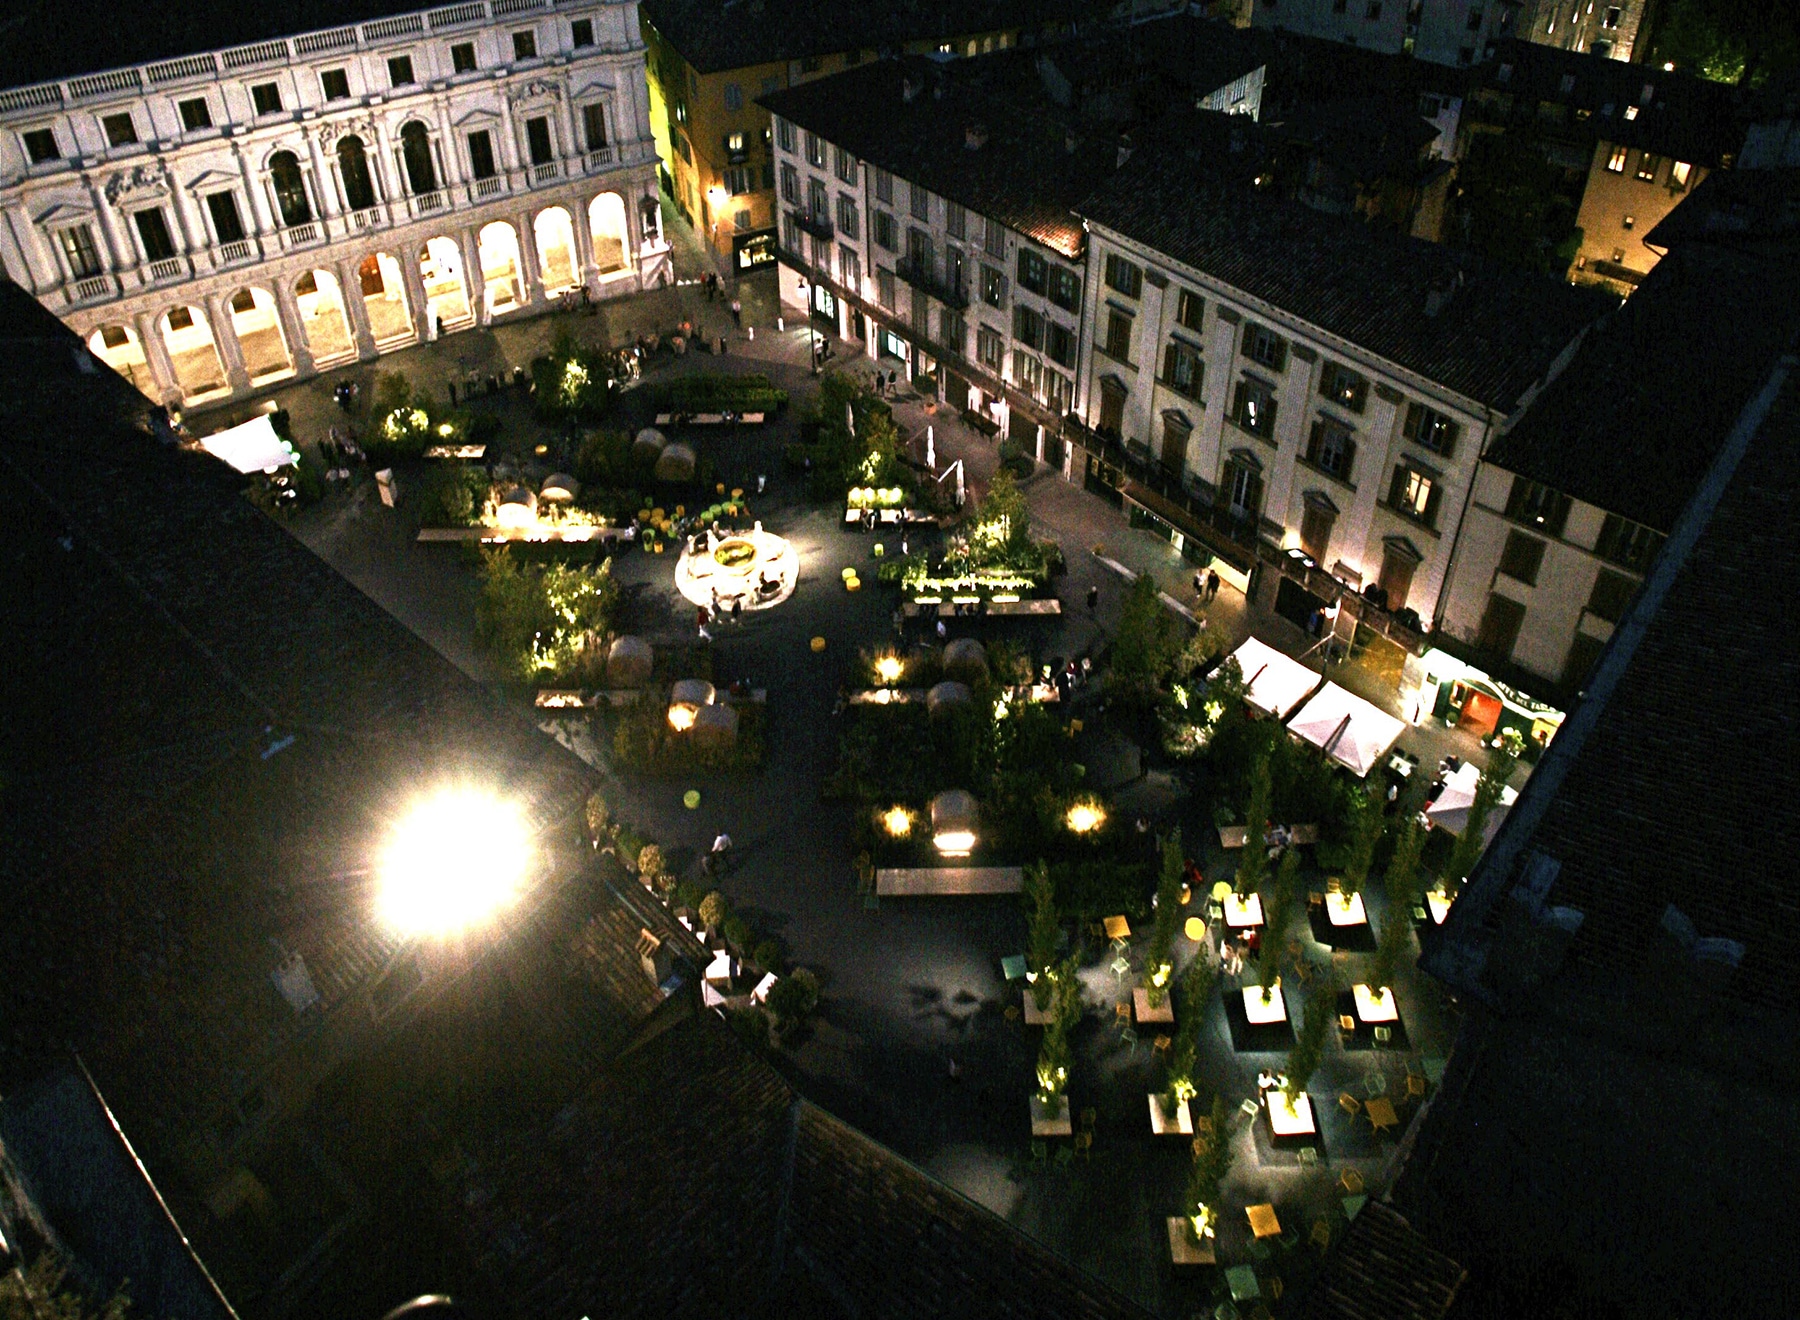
[399,121,437,195]
[477,220,524,315]
[418,235,472,334]
[533,205,580,293]
[337,134,377,212]
[86,323,154,397]
[226,286,294,382]
[587,192,630,275]
[357,251,414,345]
[295,269,355,365]
[158,304,229,403]
[268,149,312,228]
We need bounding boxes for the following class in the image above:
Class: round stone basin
[713,537,759,573]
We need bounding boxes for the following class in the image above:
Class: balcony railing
[789,207,835,242]
[280,222,322,248]
[148,256,188,284]
[215,239,258,266]
[410,189,447,216]
[70,274,114,304]
[895,257,968,310]
[585,145,615,171]
[469,176,507,201]
[348,204,388,231]
[530,161,560,185]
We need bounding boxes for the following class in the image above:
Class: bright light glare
[882,805,913,837]
[934,830,976,857]
[874,655,904,685]
[668,704,698,731]
[377,791,532,936]
[1066,801,1105,833]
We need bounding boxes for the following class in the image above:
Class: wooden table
[1103,914,1131,940]
[1246,1203,1282,1239]
[1365,1096,1399,1134]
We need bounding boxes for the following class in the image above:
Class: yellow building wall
[1572,140,1707,294]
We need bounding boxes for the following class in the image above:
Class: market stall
[1229,636,1322,721]
[1286,682,1406,777]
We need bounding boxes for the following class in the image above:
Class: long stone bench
[876,866,1024,896]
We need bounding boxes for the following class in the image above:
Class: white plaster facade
[1078,220,1499,625]
[1250,0,1510,67]
[0,0,668,409]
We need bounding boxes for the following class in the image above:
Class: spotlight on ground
[377,790,532,936]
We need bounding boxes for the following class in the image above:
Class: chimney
[965,122,990,151]
[1116,132,1133,168]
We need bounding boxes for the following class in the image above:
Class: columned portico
[204,292,253,394]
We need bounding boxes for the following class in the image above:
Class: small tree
[698,889,728,932]
[1367,906,1414,992]
[583,790,611,844]
[1024,862,1060,1011]
[637,844,665,886]
[1166,958,1214,1108]
[1339,782,1385,899]
[1442,728,1523,895]
[1256,848,1301,996]
[1184,1095,1236,1242]
[1035,960,1080,1110]
[1107,574,1184,703]
[1283,977,1335,1101]
[1385,811,1428,916]
[1235,751,1273,895]
[1145,829,1184,1007]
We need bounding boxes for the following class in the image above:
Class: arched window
[400,122,436,195]
[269,150,311,227]
[338,135,376,211]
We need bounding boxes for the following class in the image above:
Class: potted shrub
[1031,963,1079,1133]
[1440,728,1523,903]
[1244,850,1299,1024]
[1183,1096,1236,1245]
[1234,751,1273,896]
[1139,831,1183,1021]
[1269,980,1334,1137]
[1330,782,1384,925]
[1024,861,1059,1016]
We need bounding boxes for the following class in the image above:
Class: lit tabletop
[1104,914,1132,940]
[1246,1204,1282,1239]
[1265,1089,1316,1137]
[1353,983,1399,1023]
[1243,983,1287,1024]
[1365,1096,1399,1133]
[1326,892,1367,926]
[1224,892,1264,928]
[1183,916,1206,942]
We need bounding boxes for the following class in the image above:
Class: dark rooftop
[1486,173,1800,531]
[1077,129,1615,409]
[1297,1202,1465,1320]
[0,0,427,92]
[640,0,1106,76]
[1469,37,1746,167]
[761,47,1153,257]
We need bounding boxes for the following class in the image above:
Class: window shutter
[1440,419,1460,459]
[1344,437,1358,474]
[1233,380,1247,422]
[1307,419,1322,463]
[1163,342,1177,381]
[1424,480,1443,528]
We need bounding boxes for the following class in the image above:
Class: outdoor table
[1246,1204,1282,1239]
[1353,984,1399,1023]
[1001,955,1028,981]
[1183,916,1206,942]
[1265,1089,1316,1137]
[1225,1264,1261,1303]
[1224,893,1264,928]
[1365,1097,1399,1134]
[1326,892,1367,926]
[1103,914,1131,940]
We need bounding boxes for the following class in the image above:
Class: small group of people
[319,426,363,481]
[872,368,900,396]
[1192,568,1223,602]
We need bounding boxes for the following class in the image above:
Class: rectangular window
[584,103,609,151]
[206,191,245,243]
[451,42,478,73]
[1469,4,1485,28]
[102,113,138,148]
[871,209,895,250]
[251,82,282,115]
[775,117,795,152]
[1232,378,1277,436]
[982,265,1006,307]
[724,166,750,195]
[909,180,930,221]
[1046,321,1075,368]
[1636,152,1659,182]
[1319,361,1368,413]
[1048,266,1081,313]
[1161,341,1204,399]
[877,267,895,311]
[526,115,553,165]
[1603,5,1622,27]
[388,55,415,87]
[134,208,175,261]
[945,246,965,299]
[1594,512,1664,572]
[945,201,965,240]
[513,31,537,60]
[1586,568,1636,623]
[984,215,1006,258]
[1388,465,1440,527]
[1175,288,1204,331]
[1404,401,1461,457]
[910,286,928,335]
[1670,160,1692,191]
[23,128,59,164]
[810,178,830,223]
[839,245,860,289]
[179,97,214,130]
[872,167,892,204]
[834,145,856,184]
[1014,353,1044,401]
[1306,417,1357,480]
[1497,530,1547,585]
[1013,304,1044,350]
[58,224,101,278]
[571,18,594,46]
[977,325,1004,371]
[1475,592,1526,658]
[1223,460,1263,520]
[939,309,966,354]
[1300,500,1335,561]
[1161,413,1192,472]
[837,193,859,238]
[1103,253,1143,298]
[723,81,743,111]
[781,163,800,205]
[1366,0,1382,16]
[1503,476,1571,538]
[1606,144,1628,172]
[1103,309,1134,362]
[1563,632,1606,690]
[166,306,194,331]
[468,130,496,179]
[804,131,825,168]
[1242,322,1287,371]
[1017,248,1047,295]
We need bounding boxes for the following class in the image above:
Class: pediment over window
[452,106,503,128]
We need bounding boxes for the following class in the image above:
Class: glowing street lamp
[376,789,532,937]
[881,805,914,837]
[873,654,904,685]
[1065,800,1105,834]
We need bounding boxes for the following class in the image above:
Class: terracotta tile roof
[1297,1202,1465,1320]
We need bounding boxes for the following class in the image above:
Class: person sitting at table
[1243,928,1262,956]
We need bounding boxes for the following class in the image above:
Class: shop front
[1121,479,1256,592]
[732,229,777,274]
[1403,647,1564,760]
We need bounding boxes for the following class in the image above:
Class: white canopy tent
[1229,636,1322,720]
[1287,682,1406,777]
[1426,761,1518,843]
[199,413,297,473]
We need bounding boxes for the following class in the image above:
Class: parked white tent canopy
[1287,682,1406,777]
[1427,761,1518,843]
[199,414,296,473]
[1229,636,1321,720]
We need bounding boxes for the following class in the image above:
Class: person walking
[730,296,742,328]
[935,617,948,641]
[1207,568,1221,601]
[710,831,733,874]
[1086,584,1100,614]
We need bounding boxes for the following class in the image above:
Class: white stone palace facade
[0,0,667,410]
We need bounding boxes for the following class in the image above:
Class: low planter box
[1030,1095,1073,1137]
[1242,982,1287,1024]
[1023,993,1055,1025]
[1224,892,1264,928]
[1133,987,1175,1024]
[1148,1094,1194,1135]
[1167,1218,1216,1267]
